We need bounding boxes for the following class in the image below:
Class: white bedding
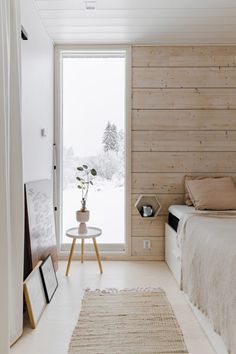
[177,212,236,354]
[168,205,195,220]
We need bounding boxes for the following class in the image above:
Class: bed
[165,205,236,354]
[165,205,195,286]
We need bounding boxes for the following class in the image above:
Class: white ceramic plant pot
[76,210,90,234]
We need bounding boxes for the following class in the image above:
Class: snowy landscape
[62,56,125,246]
[62,122,125,244]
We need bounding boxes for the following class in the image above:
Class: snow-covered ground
[62,180,125,244]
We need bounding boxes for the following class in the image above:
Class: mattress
[168,205,195,232]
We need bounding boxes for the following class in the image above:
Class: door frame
[54,45,132,260]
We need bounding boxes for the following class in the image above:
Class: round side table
[65,226,103,276]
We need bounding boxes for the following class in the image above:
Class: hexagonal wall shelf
[135,194,161,219]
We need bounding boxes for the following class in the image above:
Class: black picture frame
[40,255,58,303]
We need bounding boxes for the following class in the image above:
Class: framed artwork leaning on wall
[40,255,58,303]
[23,261,47,329]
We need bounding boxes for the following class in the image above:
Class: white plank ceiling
[34,0,236,44]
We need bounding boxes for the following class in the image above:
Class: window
[55,47,131,255]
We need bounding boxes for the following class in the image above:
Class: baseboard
[58,252,164,261]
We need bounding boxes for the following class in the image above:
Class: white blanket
[177,212,236,354]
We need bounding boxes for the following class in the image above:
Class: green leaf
[76,177,81,181]
[77,185,82,189]
[90,181,93,185]
[83,164,88,169]
[90,168,97,176]
[77,166,83,171]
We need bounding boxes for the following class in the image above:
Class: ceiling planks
[33,0,236,44]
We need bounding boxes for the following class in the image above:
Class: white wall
[21,0,54,182]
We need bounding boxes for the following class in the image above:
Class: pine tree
[111,123,119,152]
[102,121,119,152]
[102,121,112,152]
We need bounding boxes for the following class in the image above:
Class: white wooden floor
[11,261,216,354]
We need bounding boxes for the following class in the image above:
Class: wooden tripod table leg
[81,239,84,263]
[92,237,103,274]
[66,238,76,276]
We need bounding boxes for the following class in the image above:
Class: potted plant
[76,164,97,233]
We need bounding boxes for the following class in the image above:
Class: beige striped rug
[68,288,188,354]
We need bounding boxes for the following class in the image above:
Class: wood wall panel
[132,131,236,152]
[132,110,236,131]
[132,46,236,67]
[133,88,236,109]
[132,194,185,216]
[133,67,236,88]
[131,46,236,260]
[131,215,166,237]
[133,152,236,173]
[132,172,236,194]
[132,173,186,194]
[131,237,164,258]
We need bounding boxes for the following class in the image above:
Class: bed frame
[165,223,228,354]
[165,223,181,286]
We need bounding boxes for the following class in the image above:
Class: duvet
[177,212,236,354]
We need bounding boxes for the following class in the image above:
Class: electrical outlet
[143,240,151,249]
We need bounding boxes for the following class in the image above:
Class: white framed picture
[23,261,47,329]
[40,255,58,303]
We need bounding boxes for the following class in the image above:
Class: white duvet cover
[177,212,236,354]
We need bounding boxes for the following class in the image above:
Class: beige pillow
[186,177,236,210]
[184,176,210,206]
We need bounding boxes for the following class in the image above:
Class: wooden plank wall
[131,46,236,260]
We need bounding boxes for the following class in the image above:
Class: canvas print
[23,261,47,329]
[24,179,58,279]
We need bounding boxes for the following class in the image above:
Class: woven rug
[68,288,188,354]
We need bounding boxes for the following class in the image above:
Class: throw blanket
[177,212,236,354]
